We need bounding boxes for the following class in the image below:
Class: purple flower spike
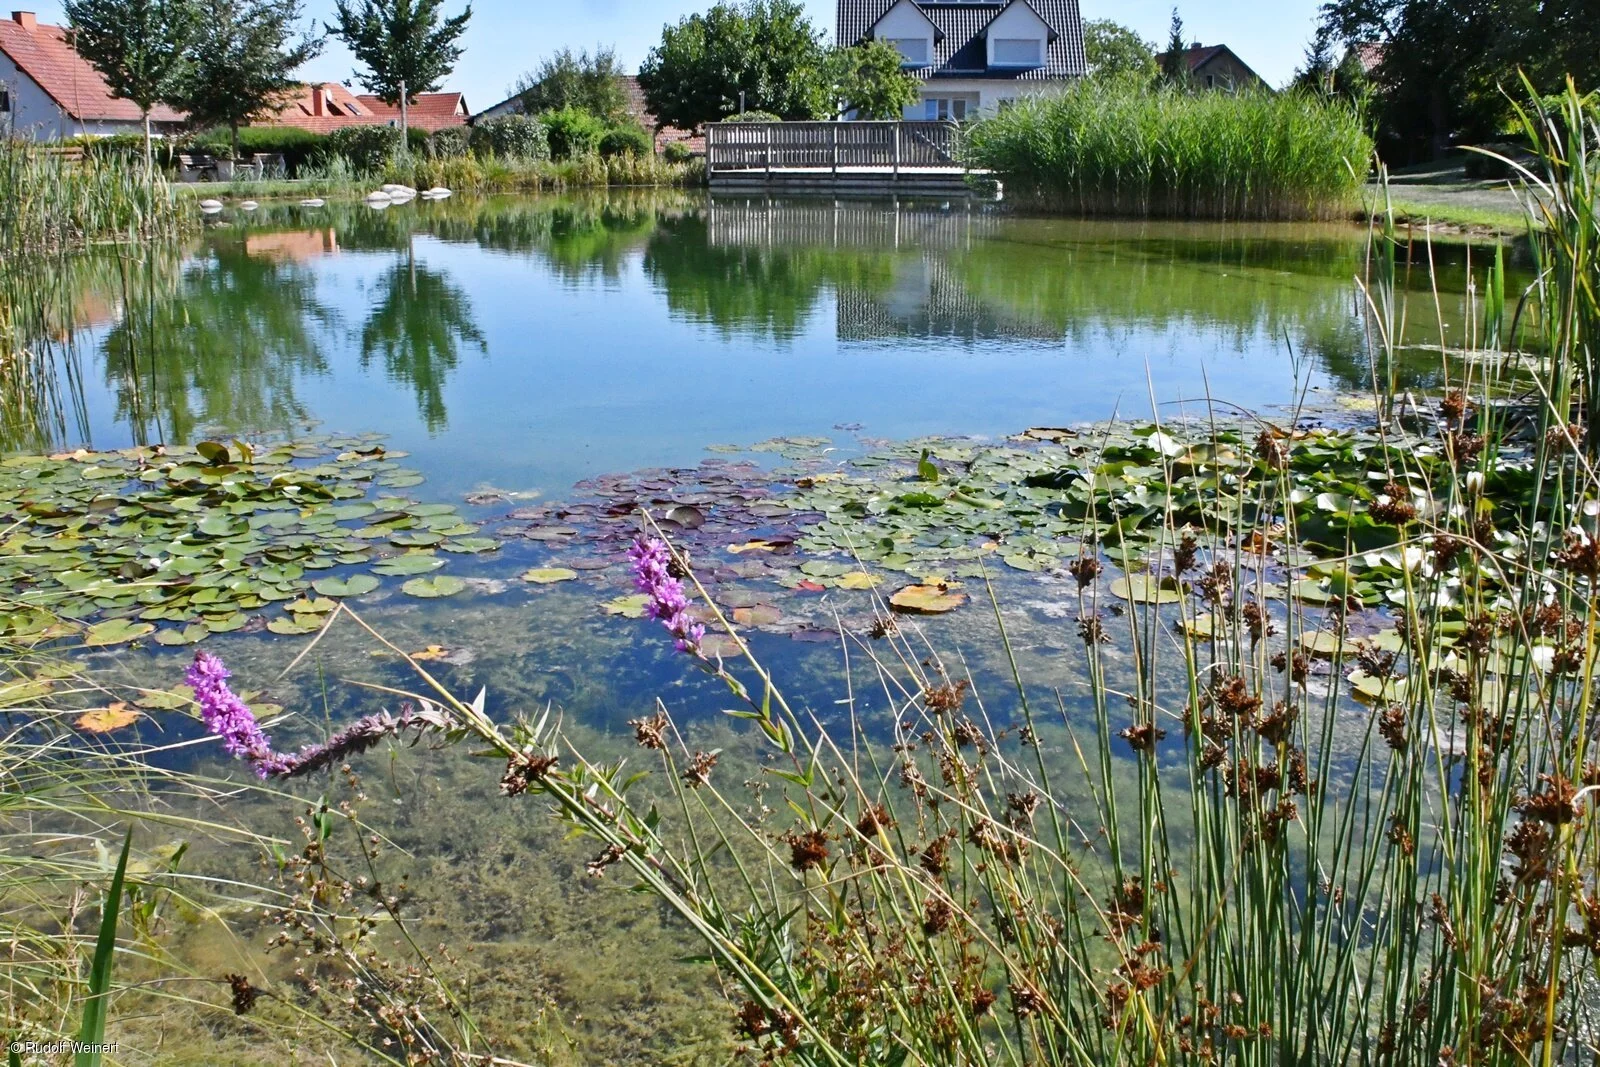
[186,651,283,778]
[628,538,705,654]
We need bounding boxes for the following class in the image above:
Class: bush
[962,83,1374,220]
[468,115,550,161]
[186,125,328,175]
[662,140,694,164]
[539,107,607,159]
[428,126,472,159]
[599,124,653,159]
[319,125,404,173]
[722,110,782,123]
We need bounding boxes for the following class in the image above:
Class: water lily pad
[1109,575,1185,604]
[373,553,444,576]
[312,574,381,597]
[285,597,336,614]
[402,575,467,598]
[834,571,881,590]
[76,703,142,733]
[268,615,325,635]
[522,567,578,584]
[153,623,210,646]
[889,584,968,614]
[602,594,650,618]
[1300,630,1347,658]
[84,619,156,646]
[441,537,501,553]
[732,604,782,626]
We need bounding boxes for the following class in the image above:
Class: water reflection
[358,247,485,432]
[0,192,1525,478]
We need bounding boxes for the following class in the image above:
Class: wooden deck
[705,121,993,196]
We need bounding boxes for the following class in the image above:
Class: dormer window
[991,38,1042,66]
[885,37,930,66]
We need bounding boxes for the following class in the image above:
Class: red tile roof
[616,75,703,154]
[255,83,466,133]
[0,14,183,123]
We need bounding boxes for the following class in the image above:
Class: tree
[63,0,200,167]
[1083,19,1157,82]
[638,0,833,130]
[326,0,471,138]
[832,40,919,119]
[1317,0,1600,161]
[512,46,627,123]
[173,0,322,160]
[1292,24,1336,95]
[1160,8,1188,85]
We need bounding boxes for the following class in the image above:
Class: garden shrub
[186,126,328,174]
[539,107,607,159]
[319,125,404,173]
[722,110,782,122]
[599,124,653,158]
[662,140,694,164]
[428,126,472,159]
[468,115,550,161]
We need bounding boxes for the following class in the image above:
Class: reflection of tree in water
[358,250,485,432]
[102,244,333,444]
[643,214,897,342]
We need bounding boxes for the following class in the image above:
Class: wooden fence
[705,121,961,174]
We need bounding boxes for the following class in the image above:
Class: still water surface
[40,190,1486,500]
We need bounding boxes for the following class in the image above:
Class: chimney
[11,12,38,31]
[311,87,324,116]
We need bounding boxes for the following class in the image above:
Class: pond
[4,191,1529,1063]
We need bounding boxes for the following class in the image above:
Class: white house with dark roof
[837,0,1085,119]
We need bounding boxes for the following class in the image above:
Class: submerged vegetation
[963,81,1373,221]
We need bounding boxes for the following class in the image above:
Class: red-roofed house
[255,82,467,134]
[1154,43,1267,92]
[0,10,185,138]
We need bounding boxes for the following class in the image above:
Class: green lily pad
[268,615,325,635]
[602,593,651,618]
[153,623,210,646]
[84,619,156,646]
[1110,575,1185,604]
[522,567,578,584]
[312,574,381,597]
[889,584,968,614]
[285,596,337,614]
[401,575,466,598]
[373,553,444,576]
[441,537,501,554]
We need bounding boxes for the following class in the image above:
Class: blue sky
[30,0,1325,111]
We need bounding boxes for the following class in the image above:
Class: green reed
[962,81,1373,221]
[0,140,191,257]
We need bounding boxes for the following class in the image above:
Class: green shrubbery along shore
[964,80,1374,220]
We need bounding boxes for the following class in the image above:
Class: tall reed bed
[962,82,1372,220]
[0,140,192,256]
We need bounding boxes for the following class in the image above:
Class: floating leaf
[373,553,444,576]
[312,574,381,597]
[1181,613,1219,638]
[440,537,501,554]
[602,594,650,618]
[285,597,336,615]
[732,604,782,626]
[1300,630,1347,659]
[1109,575,1185,604]
[834,571,880,590]
[889,584,968,615]
[84,619,155,646]
[402,575,466,598]
[268,615,325,635]
[522,567,578,584]
[76,703,142,733]
[411,645,451,661]
[152,623,209,646]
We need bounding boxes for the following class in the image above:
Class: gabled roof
[256,83,466,133]
[0,14,183,123]
[1154,44,1266,87]
[838,0,1085,80]
[866,0,944,42]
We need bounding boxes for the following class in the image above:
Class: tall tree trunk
[399,79,408,152]
[231,121,240,163]
[143,110,153,179]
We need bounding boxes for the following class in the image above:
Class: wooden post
[765,125,772,180]
[831,123,838,177]
[893,125,900,180]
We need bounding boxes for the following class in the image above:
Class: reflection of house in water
[705,199,1058,345]
[245,230,340,261]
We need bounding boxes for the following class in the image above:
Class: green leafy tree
[1083,19,1157,82]
[173,0,322,161]
[513,46,627,124]
[1319,0,1600,160]
[1160,8,1188,85]
[63,0,200,167]
[832,39,919,119]
[638,0,833,129]
[1292,25,1336,95]
[326,0,471,138]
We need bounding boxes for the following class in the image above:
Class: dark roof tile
[837,0,1084,79]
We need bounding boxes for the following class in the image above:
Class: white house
[0,10,184,139]
[837,0,1085,119]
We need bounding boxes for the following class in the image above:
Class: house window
[0,89,10,114]
[922,98,967,121]
[884,37,929,66]
[992,38,1042,66]
[1205,74,1216,88]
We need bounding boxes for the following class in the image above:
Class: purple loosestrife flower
[185,651,286,778]
[628,537,705,654]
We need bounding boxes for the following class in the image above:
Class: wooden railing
[705,121,961,174]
